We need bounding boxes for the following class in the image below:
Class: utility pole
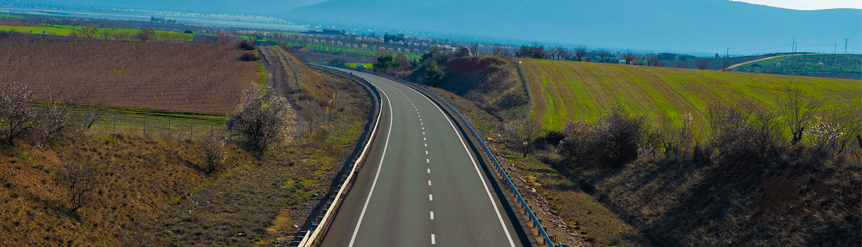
[845,38,849,54]
[791,39,796,53]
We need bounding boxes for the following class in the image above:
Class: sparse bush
[200,137,226,174]
[328,57,347,66]
[134,27,154,42]
[238,41,255,51]
[226,85,296,152]
[239,53,259,61]
[707,101,784,164]
[559,107,650,167]
[503,119,544,158]
[0,82,37,145]
[57,161,100,214]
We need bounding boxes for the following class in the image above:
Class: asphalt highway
[318,66,527,247]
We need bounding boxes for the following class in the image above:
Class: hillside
[403,56,527,122]
[281,0,861,54]
[520,58,861,130]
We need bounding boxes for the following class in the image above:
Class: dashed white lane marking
[430,211,434,220]
[427,168,430,173]
[429,194,433,201]
[428,180,432,186]
[424,143,427,147]
[423,132,425,135]
[432,234,436,245]
[421,123,423,126]
[426,150,428,155]
[423,137,426,141]
[422,127,424,130]
[426,159,429,163]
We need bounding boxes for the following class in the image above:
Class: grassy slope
[522,58,861,130]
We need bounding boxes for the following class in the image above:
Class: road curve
[318,66,528,247]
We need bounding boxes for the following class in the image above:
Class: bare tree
[557,47,571,61]
[504,119,544,158]
[574,46,587,61]
[597,50,611,63]
[778,83,823,145]
[645,53,658,66]
[58,161,100,214]
[80,26,99,39]
[469,42,479,56]
[492,43,504,56]
[622,50,638,65]
[226,85,296,152]
[135,27,155,42]
[0,82,37,145]
[200,137,227,174]
[695,58,710,70]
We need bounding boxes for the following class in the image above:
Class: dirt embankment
[405,56,527,123]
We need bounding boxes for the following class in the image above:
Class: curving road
[318,66,528,247]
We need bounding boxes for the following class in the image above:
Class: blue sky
[732,0,861,10]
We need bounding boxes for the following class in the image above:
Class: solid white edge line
[348,88,394,247]
[406,82,517,247]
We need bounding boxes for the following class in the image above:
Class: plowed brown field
[0,40,259,114]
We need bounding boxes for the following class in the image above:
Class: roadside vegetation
[0,30,372,246]
[383,47,861,246]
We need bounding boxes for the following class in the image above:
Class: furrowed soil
[520,58,861,130]
[0,38,259,114]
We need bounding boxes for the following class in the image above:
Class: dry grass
[0,40,259,114]
[521,59,861,130]
[0,132,255,246]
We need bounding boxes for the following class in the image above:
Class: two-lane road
[319,66,528,246]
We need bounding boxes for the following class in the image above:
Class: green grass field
[0,24,194,41]
[345,63,373,69]
[521,58,861,130]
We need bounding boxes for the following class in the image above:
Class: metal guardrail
[297,64,383,247]
[319,64,562,247]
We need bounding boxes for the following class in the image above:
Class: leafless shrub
[200,137,227,174]
[777,83,823,145]
[503,119,544,158]
[559,107,650,167]
[226,85,296,152]
[707,101,783,164]
[0,82,37,145]
[660,113,697,158]
[57,161,100,214]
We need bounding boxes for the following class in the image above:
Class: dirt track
[722,54,802,71]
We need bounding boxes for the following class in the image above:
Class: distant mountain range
[279,0,861,54]
[8,0,861,54]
